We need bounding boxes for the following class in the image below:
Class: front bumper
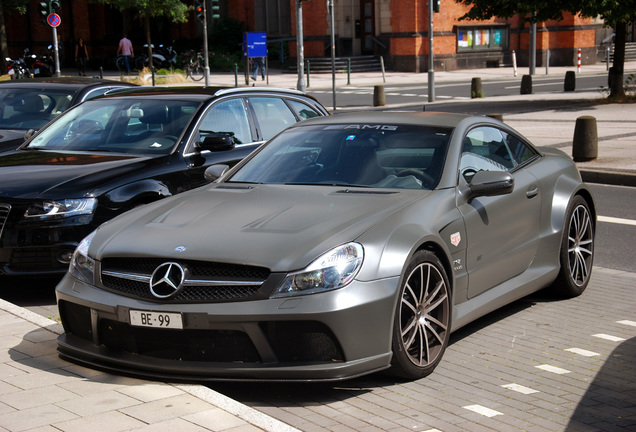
[55,273,400,382]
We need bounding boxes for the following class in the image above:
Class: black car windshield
[25,98,200,155]
[0,88,79,130]
[229,124,452,190]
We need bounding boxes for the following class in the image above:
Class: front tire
[553,195,594,297]
[390,250,451,379]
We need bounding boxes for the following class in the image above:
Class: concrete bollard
[487,113,503,122]
[471,77,484,98]
[520,74,532,94]
[572,116,598,162]
[564,71,576,92]
[373,85,385,107]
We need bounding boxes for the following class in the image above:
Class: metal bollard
[572,116,598,162]
[306,60,310,88]
[347,58,351,85]
[471,77,484,98]
[520,74,532,94]
[373,85,385,107]
[151,67,156,86]
[234,64,238,87]
[564,71,576,92]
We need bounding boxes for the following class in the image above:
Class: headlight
[24,198,97,220]
[69,230,96,284]
[272,243,364,298]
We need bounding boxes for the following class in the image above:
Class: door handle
[526,186,539,199]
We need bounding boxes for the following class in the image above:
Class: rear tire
[390,250,451,379]
[553,195,594,297]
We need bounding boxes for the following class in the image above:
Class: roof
[0,77,137,90]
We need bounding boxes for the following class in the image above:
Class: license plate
[129,310,183,329]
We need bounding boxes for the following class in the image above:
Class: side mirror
[198,134,235,152]
[24,129,36,140]
[204,164,230,182]
[465,170,514,201]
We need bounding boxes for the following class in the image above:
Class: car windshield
[25,98,201,155]
[0,88,79,130]
[229,124,452,190]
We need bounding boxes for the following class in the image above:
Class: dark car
[0,77,138,153]
[0,86,328,277]
[56,112,594,382]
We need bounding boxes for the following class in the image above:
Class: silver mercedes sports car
[56,112,596,382]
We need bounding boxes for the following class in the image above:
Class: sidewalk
[0,298,300,432]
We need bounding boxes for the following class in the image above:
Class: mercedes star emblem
[149,262,187,298]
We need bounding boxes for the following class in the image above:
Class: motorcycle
[141,44,178,69]
[22,48,53,77]
[5,56,30,79]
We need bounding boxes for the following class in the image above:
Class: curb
[580,168,636,187]
[0,299,298,432]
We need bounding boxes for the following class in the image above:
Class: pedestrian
[75,37,89,76]
[117,33,134,74]
[251,57,265,81]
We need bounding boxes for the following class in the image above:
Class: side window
[502,131,538,165]
[249,96,297,140]
[460,126,514,181]
[287,99,321,120]
[199,98,251,144]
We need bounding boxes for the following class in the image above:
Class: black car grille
[0,204,9,239]
[59,301,345,364]
[100,257,270,303]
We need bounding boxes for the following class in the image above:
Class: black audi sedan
[0,77,138,153]
[0,86,328,277]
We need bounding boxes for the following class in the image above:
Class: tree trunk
[0,0,8,74]
[144,13,153,69]
[609,21,626,99]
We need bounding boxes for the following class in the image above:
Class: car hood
[0,129,27,153]
[93,183,427,272]
[0,150,152,199]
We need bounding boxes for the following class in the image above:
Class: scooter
[23,48,53,77]
[5,56,30,79]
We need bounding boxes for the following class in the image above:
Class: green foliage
[94,0,191,23]
[209,18,247,56]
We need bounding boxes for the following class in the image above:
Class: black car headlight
[272,242,364,298]
[69,230,96,284]
[23,198,97,220]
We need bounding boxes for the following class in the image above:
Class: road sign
[47,13,61,28]
[243,32,267,58]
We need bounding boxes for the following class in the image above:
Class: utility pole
[427,0,435,102]
[295,0,306,92]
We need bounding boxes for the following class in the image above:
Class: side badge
[174,246,187,253]
[450,232,461,247]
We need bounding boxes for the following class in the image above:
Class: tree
[95,0,191,69]
[456,0,636,98]
[0,0,30,74]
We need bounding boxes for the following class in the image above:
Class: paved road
[209,266,636,431]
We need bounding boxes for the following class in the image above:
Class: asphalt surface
[1,62,635,431]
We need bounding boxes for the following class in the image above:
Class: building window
[457,26,508,52]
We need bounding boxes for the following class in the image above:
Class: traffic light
[211,0,220,20]
[50,0,61,12]
[195,0,205,22]
[39,1,50,16]
[433,0,440,13]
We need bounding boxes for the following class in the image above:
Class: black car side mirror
[198,134,235,152]
[204,164,230,182]
[465,170,514,201]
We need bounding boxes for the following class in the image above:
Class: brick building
[3,0,612,72]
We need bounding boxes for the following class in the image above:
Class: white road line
[617,320,636,327]
[565,348,601,357]
[501,383,540,394]
[535,364,571,374]
[593,333,626,342]
[598,215,636,226]
[463,405,503,417]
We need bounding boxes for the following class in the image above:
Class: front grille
[59,301,345,365]
[100,257,270,303]
[0,204,10,239]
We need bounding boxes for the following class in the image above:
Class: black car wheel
[553,195,594,297]
[390,250,451,379]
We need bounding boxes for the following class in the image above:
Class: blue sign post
[243,32,267,85]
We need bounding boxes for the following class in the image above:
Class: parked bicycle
[184,52,205,81]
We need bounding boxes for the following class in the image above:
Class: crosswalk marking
[463,405,503,417]
[598,215,636,226]
[565,348,601,357]
[593,333,626,342]
[535,364,571,374]
[502,383,540,394]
